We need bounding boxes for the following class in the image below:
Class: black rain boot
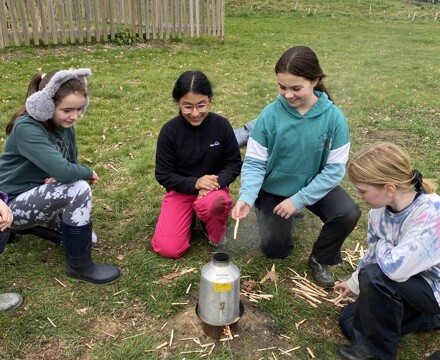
[10,226,62,244]
[62,222,120,285]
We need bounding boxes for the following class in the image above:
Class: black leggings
[255,186,361,263]
[340,264,440,359]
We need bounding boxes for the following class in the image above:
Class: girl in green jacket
[0,69,119,285]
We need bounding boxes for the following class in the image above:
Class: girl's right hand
[232,200,250,220]
[334,281,352,298]
[89,171,99,185]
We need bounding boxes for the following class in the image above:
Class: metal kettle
[197,252,241,326]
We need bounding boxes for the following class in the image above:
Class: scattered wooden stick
[169,329,174,347]
[285,346,301,353]
[278,348,293,357]
[100,329,117,338]
[208,343,215,355]
[292,288,322,304]
[47,317,57,328]
[295,319,307,329]
[122,331,147,341]
[112,289,126,296]
[179,337,198,341]
[257,346,277,352]
[234,218,240,240]
[156,341,168,350]
[54,278,66,287]
[240,290,273,303]
[190,319,199,332]
[307,347,315,358]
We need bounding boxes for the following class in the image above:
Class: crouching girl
[335,142,440,360]
[0,69,120,285]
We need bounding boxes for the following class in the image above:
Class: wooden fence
[0,0,225,49]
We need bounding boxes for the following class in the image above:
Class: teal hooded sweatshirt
[239,91,350,210]
[0,115,92,200]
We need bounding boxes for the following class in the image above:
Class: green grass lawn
[0,0,439,359]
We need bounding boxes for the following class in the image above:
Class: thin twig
[47,317,57,327]
[54,278,66,287]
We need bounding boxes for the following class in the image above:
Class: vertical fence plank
[73,0,83,43]
[6,0,20,45]
[93,0,100,41]
[151,0,156,39]
[108,0,115,39]
[129,0,134,36]
[57,0,67,44]
[115,0,122,28]
[195,0,199,37]
[47,0,58,44]
[84,0,92,42]
[37,0,49,45]
[28,0,40,45]
[158,0,163,39]
[17,0,30,46]
[182,0,187,38]
[189,0,194,37]
[135,0,141,38]
[101,0,108,42]
[144,0,150,39]
[64,0,75,43]
[207,0,211,36]
[164,0,169,39]
[219,0,224,42]
[200,0,206,36]
[0,1,7,48]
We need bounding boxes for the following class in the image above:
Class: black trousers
[339,264,440,360]
[254,185,361,264]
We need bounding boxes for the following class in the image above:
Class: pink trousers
[152,188,232,258]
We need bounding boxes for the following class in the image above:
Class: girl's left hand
[89,171,99,185]
[273,198,297,219]
[44,177,56,184]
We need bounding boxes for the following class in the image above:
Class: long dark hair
[275,46,334,102]
[172,70,213,103]
[6,70,88,134]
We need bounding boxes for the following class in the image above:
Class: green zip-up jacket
[0,115,92,200]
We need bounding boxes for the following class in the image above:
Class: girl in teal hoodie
[232,46,361,288]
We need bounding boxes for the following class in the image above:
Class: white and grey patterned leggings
[8,180,93,233]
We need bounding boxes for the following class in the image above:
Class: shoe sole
[66,274,121,285]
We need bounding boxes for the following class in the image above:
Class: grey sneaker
[211,237,228,247]
[0,293,23,311]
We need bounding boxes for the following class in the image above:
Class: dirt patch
[156,297,301,360]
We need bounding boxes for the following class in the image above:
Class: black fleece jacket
[155,112,242,195]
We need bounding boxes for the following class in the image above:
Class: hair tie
[411,169,423,192]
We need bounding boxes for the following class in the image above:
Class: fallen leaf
[260,264,278,284]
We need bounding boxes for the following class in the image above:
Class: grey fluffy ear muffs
[25,68,91,122]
